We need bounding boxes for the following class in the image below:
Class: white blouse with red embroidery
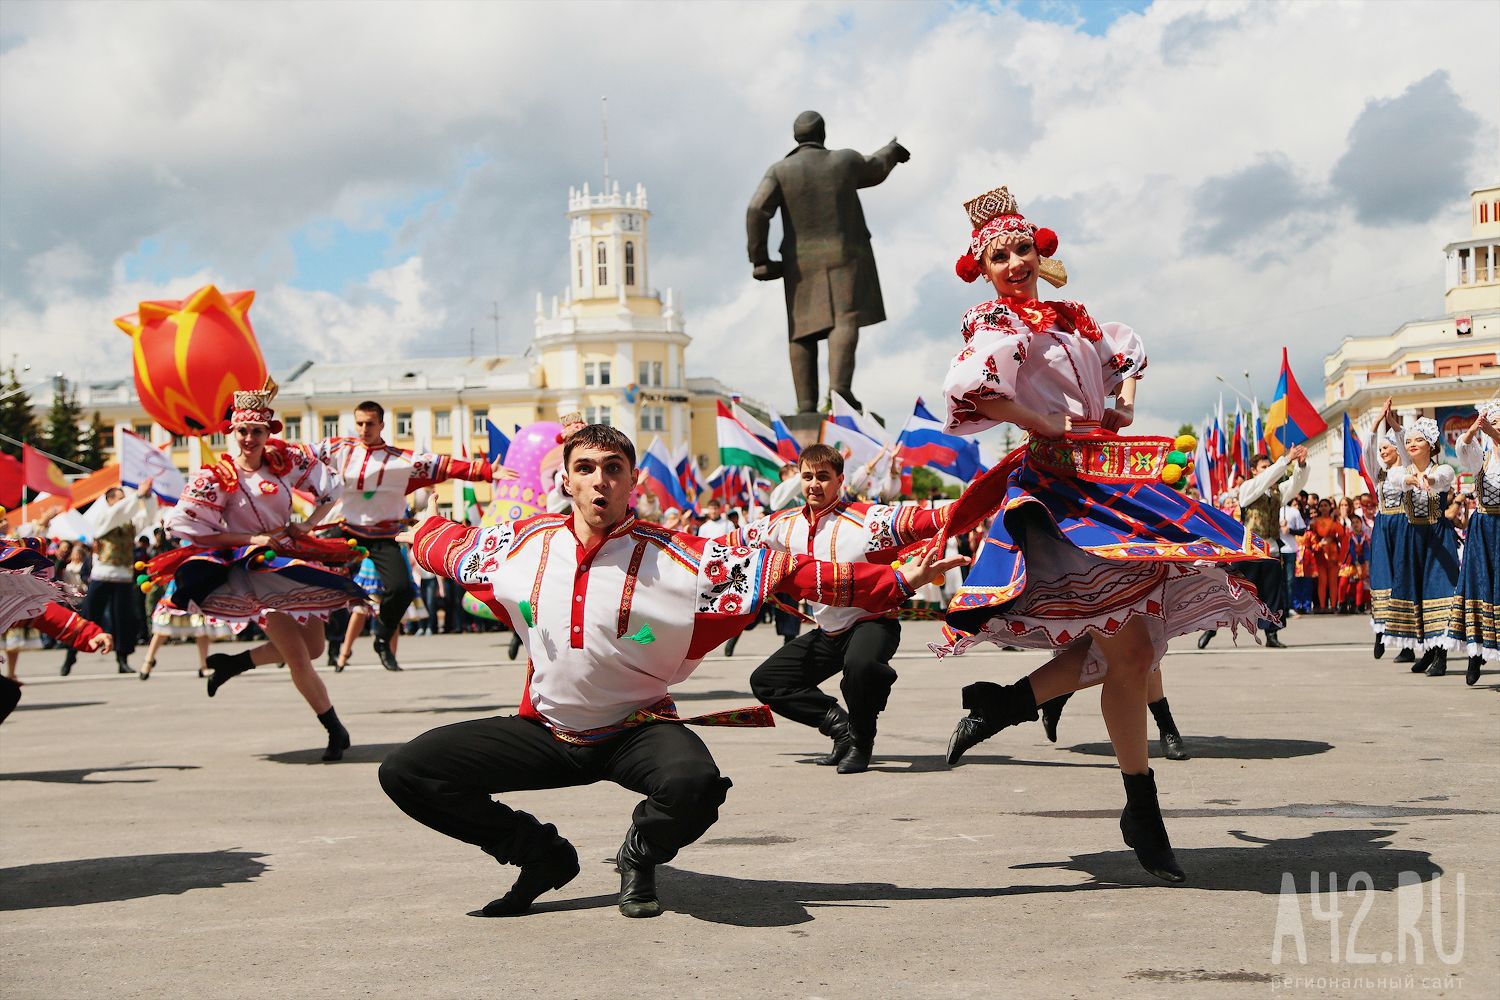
[167,445,341,543]
[942,298,1147,436]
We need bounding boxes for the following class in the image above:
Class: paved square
[2,615,1495,999]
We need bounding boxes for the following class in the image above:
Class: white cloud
[0,0,1495,450]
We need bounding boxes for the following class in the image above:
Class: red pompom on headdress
[1033,227,1058,257]
[955,247,982,283]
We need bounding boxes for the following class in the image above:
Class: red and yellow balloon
[114,285,267,437]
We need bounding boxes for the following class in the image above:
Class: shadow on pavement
[0,850,270,910]
[260,742,405,765]
[11,701,106,712]
[1014,828,1442,895]
[1064,736,1333,760]
[472,829,1442,926]
[0,765,199,784]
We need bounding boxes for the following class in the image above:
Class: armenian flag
[1264,347,1328,459]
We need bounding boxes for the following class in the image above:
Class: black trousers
[1237,559,1287,633]
[378,715,731,862]
[77,578,139,657]
[749,618,901,730]
[344,534,414,640]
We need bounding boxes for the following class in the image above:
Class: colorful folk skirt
[150,583,236,639]
[1379,515,1461,653]
[146,543,366,626]
[933,432,1276,679]
[1367,511,1407,636]
[0,539,71,633]
[1445,511,1498,662]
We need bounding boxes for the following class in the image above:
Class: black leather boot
[60,649,76,676]
[1467,656,1483,686]
[317,706,351,761]
[1264,627,1287,649]
[615,825,671,918]
[1040,692,1072,744]
[206,651,256,697]
[837,717,875,774]
[1195,630,1215,650]
[1149,698,1189,761]
[1120,769,1185,883]
[1395,648,1416,664]
[1412,648,1435,673]
[814,704,854,766]
[480,815,580,917]
[1424,649,1447,677]
[372,634,402,671]
[116,653,135,674]
[1373,635,1385,659]
[946,678,1040,766]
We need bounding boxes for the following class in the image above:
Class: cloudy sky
[1,0,1495,446]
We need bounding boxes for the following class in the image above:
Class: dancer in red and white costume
[152,381,367,760]
[728,442,950,773]
[378,424,964,918]
[315,400,515,671]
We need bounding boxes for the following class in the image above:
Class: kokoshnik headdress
[955,185,1067,289]
[230,377,282,433]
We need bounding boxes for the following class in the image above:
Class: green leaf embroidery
[624,624,656,645]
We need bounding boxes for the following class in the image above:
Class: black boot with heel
[946,678,1040,766]
[1120,769,1185,883]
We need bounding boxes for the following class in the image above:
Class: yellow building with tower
[49,179,751,518]
[1306,184,1499,494]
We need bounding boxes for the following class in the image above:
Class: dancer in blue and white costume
[1384,417,1461,677]
[1365,398,1409,661]
[1447,402,1500,685]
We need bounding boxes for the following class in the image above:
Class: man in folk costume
[727,443,950,773]
[378,424,963,918]
[60,480,157,676]
[315,400,516,671]
[1197,445,1309,650]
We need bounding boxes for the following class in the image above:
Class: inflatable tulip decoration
[115,285,267,437]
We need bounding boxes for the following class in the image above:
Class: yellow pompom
[1174,434,1197,453]
[1161,465,1184,485]
[134,560,147,571]
[141,581,156,594]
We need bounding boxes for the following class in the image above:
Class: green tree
[1177,422,1195,439]
[910,467,959,500]
[77,410,109,471]
[41,377,84,468]
[0,365,36,460]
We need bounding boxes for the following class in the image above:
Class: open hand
[899,547,969,592]
[494,465,519,482]
[88,633,114,654]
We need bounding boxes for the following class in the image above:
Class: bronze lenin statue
[747,111,910,415]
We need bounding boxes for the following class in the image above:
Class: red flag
[22,445,71,506]
[0,452,22,509]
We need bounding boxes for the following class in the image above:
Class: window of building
[584,362,596,386]
[133,423,152,440]
[395,411,413,438]
[171,433,188,447]
[282,417,301,442]
[585,406,612,426]
[598,361,611,386]
[576,246,584,287]
[209,432,226,448]
[596,241,608,286]
[322,415,340,439]
[471,409,489,435]
[637,360,663,386]
[625,241,636,285]
[651,361,662,386]
[640,405,665,432]
[1481,202,1489,225]
[434,410,452,437]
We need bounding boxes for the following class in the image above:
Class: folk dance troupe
[6,182,1496,923]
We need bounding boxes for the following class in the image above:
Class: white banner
[119,430,186,504]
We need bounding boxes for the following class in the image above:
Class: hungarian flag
[717,401,784,481]
[23,445,71,505]
[1265,347,1328,460]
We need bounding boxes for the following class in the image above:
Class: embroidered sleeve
[723,510,785,551]
[409,450,492,490]
[166,469,227,542]
[288,444,341,505]
[1095,321,1148,396]
[32,602,104,651]
[864,502,952,559]
[942,301,1031,436]
[411,517,514,587]
[770,553,914,611]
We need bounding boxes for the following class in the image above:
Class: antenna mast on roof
[600,95,610,192]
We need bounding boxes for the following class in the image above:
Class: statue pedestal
[784,412,824,451]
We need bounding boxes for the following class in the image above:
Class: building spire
[600,95,610,192]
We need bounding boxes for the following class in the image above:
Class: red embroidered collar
[993,297,1102,342]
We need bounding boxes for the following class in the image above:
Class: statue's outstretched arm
[746,174,782,265]
[856,138,911,188]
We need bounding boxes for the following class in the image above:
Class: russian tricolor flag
[896,398,985,483]
[639,438,690,512]
[767,405,801,463]
[1342,412,1376,496]
[673,442,702,514]
[707,465,750,506]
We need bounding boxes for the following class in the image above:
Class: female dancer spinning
[932,186,1274,882]
[145,381,366,759]
[1447,403,1499,684]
